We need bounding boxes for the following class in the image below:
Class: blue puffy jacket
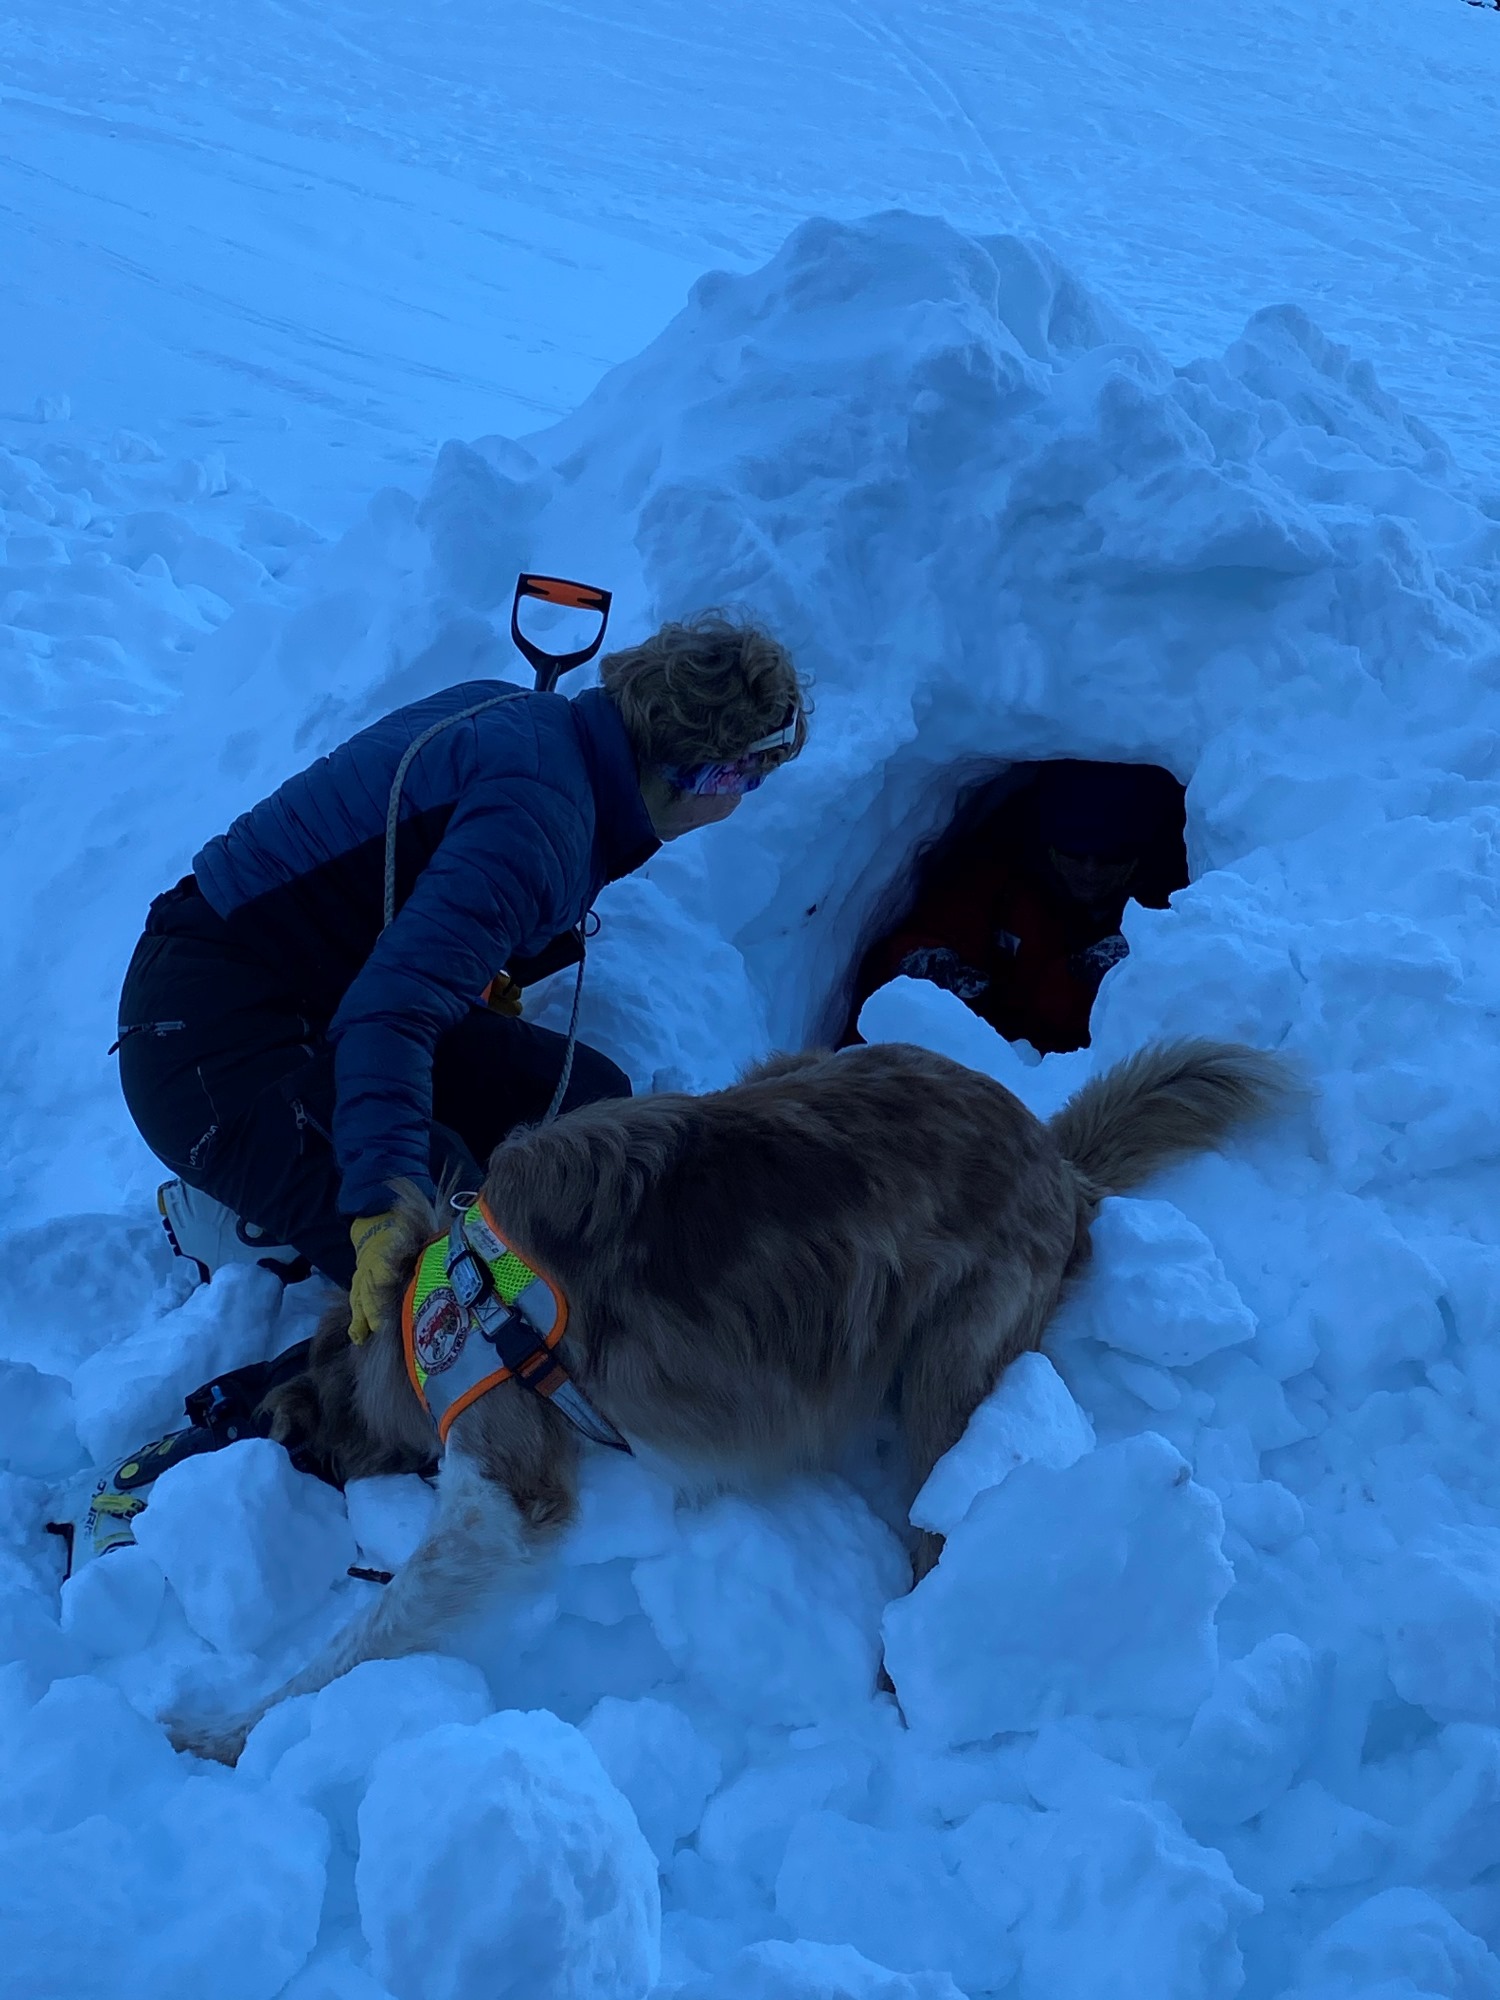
[193,683,658,1215]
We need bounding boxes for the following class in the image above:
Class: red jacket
[852,851,1124,1054]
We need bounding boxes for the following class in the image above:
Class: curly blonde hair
[600,613,810,772]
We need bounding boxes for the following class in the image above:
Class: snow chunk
[912,1351,1094,1536]
[634,1484,907,1727]
[1017,1800,1260,2000]
[1288,1887,1500,2000]
[775,1809,1021,1994]
[581,1695,722,1861]
[697,1737,874,1895]
[1383,1526,1500,1724]
[60,1544,167,1657]
[1254,1781,1392,1895]
[1411,1725,1500,1885]
[1068,1198,1258,1370]
[133,1438,356,1654]
[0,1772,328,2000]
[0,1360,85,1478]
[0,1675,178,1833]
[356,1709,660,2000]
[71,1263,283,1463]
[250,1655,493,1813]
[1158,1633,1319,1829]
[568,1448,681,1565]
[670,1939,966,1999]
[885,1433,1231,1743]
[344,1474,439,1573]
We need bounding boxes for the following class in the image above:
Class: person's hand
[484,972,524,1017]
[897,945,990,1002]
[348,1210,402,1344]
[1069,932,1130,991]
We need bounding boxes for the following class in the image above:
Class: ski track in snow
[4,4,1500,1999]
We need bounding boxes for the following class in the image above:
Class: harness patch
[412,1288,467,1376]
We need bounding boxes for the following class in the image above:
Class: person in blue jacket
[117,613,808,1366]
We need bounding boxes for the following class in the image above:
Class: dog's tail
[1049,1038,1295,1199]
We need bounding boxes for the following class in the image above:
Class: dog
[167,1037,1289,1764]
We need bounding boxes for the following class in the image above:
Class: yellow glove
[348,1210,402,1344]
[484,971,524,1017]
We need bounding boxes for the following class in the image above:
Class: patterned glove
[348,1210,402,1344]
[897,946,991,1002]
[1069,932,1130,990]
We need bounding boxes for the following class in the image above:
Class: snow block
[581,1695,723,1861]
[0,1772,328,2000]
[671,1939,968,1999]
[1409,1725,1500,1885]
[1253,1781,1392,1895]
[1293,1210,1446,1398]
[1064,1199,1258,1370]
[1157,1632,1320,1829]
[884,1433,1232,1744]
[356,1709,660,2000]
[1289,1887,1500,2000]
[71,1263,283,1465]
[60,1543,168,1657]
[634,1483,907,1728]
[133,1438,356,1655]
[1382,1526,1500,1724]
[257,1655,493,1814]
[697,1738,875,1895]
[343,1474,439,1573]
[1017,1799,1260,2000]
[775,1809,1020,1993]
[0,1359,86,1478]
[911,1350,1094,1536]
[0,1674,179,1834]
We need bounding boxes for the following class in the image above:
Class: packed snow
[5,4,1500,1997]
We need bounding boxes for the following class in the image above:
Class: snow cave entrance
[845,760,1189,1055]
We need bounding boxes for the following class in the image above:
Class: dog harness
[401,1196,629,1452]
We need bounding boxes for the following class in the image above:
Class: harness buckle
[445,1219,489,1310]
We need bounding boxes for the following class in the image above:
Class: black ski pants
[117,878,630,1288]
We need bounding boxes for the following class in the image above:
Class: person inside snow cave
[109,613,809,1502]
[848,759,1186,1054]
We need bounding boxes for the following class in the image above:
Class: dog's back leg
[897,1267,1053,1581]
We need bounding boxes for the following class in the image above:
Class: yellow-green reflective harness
[400,1197,629,1452]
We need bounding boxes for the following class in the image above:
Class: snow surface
[5,3,1500,1997]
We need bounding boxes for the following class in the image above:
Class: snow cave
[843,758,1189,1054]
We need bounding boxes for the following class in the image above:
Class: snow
[132,1438,358,1656]
[4,0,1500,1994]
[355,1709,661,2000]
[884,1433,1233,1743]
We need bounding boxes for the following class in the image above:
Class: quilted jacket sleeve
[328,766,592,1216]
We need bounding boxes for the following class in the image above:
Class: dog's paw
[164,1713,252,1767]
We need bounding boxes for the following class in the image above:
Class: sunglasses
[658,712,799,798]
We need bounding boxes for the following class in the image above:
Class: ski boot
[156,1178,311,1286]
[48,1191,326,1576]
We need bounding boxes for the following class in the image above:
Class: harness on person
[402,1195,630,1453]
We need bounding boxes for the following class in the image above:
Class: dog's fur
[169,1037,1289,1762]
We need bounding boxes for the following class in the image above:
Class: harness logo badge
[413,1289,467,1376]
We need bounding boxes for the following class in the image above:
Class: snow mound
[355,1708,661,2000]
[6,208,1500,1994]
